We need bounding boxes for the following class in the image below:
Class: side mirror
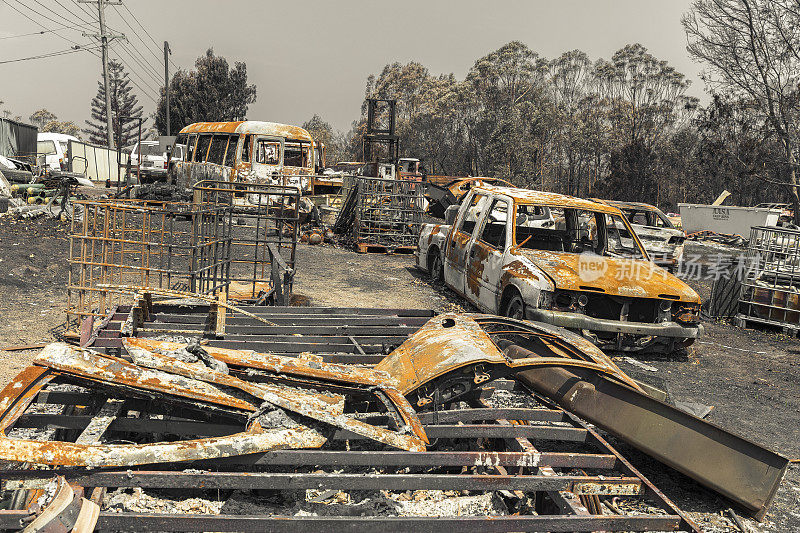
[445,204,460,226]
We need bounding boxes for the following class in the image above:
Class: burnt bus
[172,121,315,192]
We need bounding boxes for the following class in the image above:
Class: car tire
[503,292,526,320]
[429,250,444,283]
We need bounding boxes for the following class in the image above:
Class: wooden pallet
[734,314,800,337]
[354,242,417,254]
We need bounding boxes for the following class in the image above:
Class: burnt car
[593,199,686,271]
[417,185,702,353]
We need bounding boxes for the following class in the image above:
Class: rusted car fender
[496,256,555,314]
[416,223,450,272]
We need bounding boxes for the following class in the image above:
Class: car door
[252,135,285,183]
[444,192,489,296]
[465,197,511,312]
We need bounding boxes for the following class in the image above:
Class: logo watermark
[576,252,761,283]
[577,253,608,282]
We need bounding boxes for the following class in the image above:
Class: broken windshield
[514,205,644,259]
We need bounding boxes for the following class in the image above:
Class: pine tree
[84,60,144,148]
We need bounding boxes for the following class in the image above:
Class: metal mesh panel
[67,199,232,329]
[352,176,423,251]
[737,225,800,329]
[193,180,300,303]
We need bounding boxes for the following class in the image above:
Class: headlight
[538,290,554,309]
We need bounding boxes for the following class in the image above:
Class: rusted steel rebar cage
[193,180,300,304]
[737,225,800,330]
[352,176,423,253]
[67,199,232,330]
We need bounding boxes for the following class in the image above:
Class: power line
[111,4,162,66]
[108,50,159,104]
[46,0,94,25]
[3,0,101,57]
[70,0,97,22]
[107,24,163,83]
[121,1,178,70]
[0,43,101,65]
[110,32,163,85]
[15,0,85,36]
[117,41,161,92]
[0,22,91,40]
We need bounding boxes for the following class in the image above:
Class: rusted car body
[172,121,315,192]
[594,199,686,271]
[416,185,702,352]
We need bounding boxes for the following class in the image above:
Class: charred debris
[0,115,793,532]
[0,298,789,531]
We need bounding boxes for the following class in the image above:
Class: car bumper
[525,308,703,339]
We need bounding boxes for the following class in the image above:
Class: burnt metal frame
[66,199,232,330]
[193,180,300,304]
[0,305,696,531]
[737,225,800,331]
[364,98,399,164]
[352,176,423,252]
[0,385,693,532]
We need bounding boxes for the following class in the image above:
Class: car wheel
[429,251,444,283]
[503,292,525,320]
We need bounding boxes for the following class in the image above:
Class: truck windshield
[605,214,645,258]
[138,144,163,157]
[514,205,644,258]
[37,141,56,155]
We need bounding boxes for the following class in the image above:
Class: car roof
[179,121,313,142]
[473,184,620,214]
[593,199,658,211]
[37,132,79,142]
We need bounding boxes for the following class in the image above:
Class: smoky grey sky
[0,0,701,133]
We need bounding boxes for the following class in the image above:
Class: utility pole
[80,0,124,148]
[164,41,171,136]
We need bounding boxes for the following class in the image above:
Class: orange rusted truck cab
[173,121,315,192]
[417,184,702,353]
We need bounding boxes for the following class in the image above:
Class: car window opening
[479,199,509,249]
[513,205,643,259]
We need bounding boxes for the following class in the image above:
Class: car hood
[519,249,699,302]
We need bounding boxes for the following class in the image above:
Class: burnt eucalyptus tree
[593,44,697,204]
[684,0,800,220]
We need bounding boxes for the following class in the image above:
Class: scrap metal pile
[0,306,788,532]
[333,176,423,253]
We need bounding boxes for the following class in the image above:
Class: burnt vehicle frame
[417,185,703,353]
[592,199,686,271]
[0,308,704,532]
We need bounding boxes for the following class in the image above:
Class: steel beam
[506,343,789,519]
[0,511,683,532]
